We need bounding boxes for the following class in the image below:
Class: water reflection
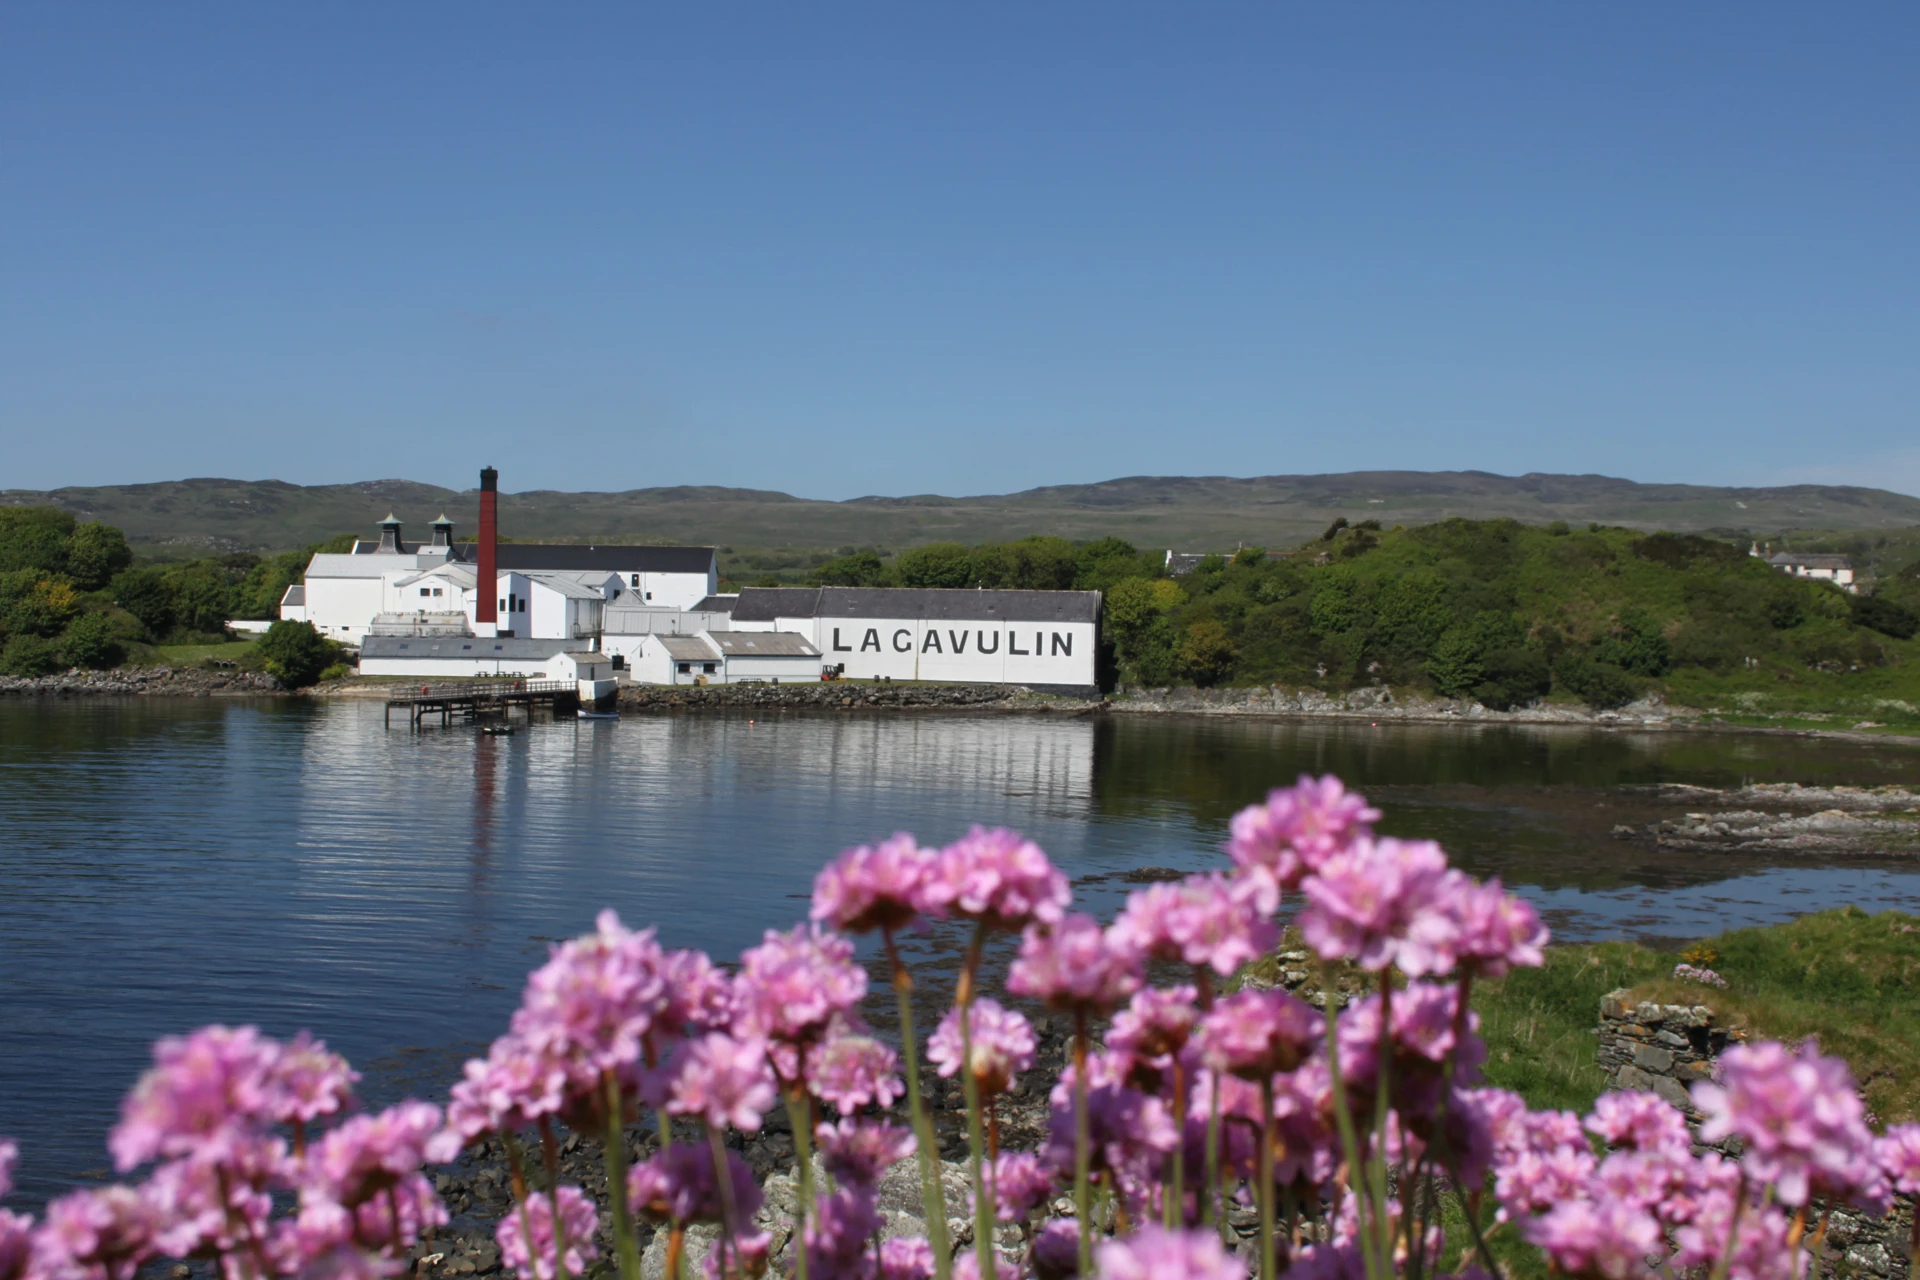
[1,698,1916,1204]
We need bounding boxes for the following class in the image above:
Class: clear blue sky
[3,4,1915,499]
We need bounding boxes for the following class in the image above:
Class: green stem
[785,1087,816,1280]
[1371,976,1395,1277]
[1321,965,1379,1280]
[501,1134,542,1280]
[603,1075,641,1280]
[1168,1060,1186,1230]
[886,929,952,1280]
[708,1127,740,1280]
[1204,1074,1223,1238]
[1259,1076,1278,1280]
[1073,1009,1094,1278]
[958,924,995,1280]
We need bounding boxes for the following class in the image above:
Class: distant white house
[1753,545,1856,593]
[627,631,823,686]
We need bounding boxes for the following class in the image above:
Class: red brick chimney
[477,467,498,628]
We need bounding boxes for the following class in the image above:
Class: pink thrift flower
[915,826,1071,930]
[0,1140,14,1201]
[1287,1241,1366,1280]
[344,1173,446,1252]
[1672,1185,1795,1280]
[808,1029,903,1113]
[267,1031,360,1127]
[1586,1091,1691,1157]
[1693,1039,1880,1207]
[1031,1219,1081,1278]
[1195,990,1321,1079]
[1225,775,1380,900]
[926,999,1037,1096]
[445,1034,567,1143]
[32,1186,159,1280]
[1006,913,1142,1015]
[730,924,866,1055]
[1522,1199,1664,1280]
[985,1150,1055,1220]
[657,949,735,1035]
[0,1210,33,1280]
[816,1119,914,1189]
[1108,986,1199,1086]
[878,1236,936,1280]
[666,1033,776,1132]
[1877,1123,1920,1194]
[495,1186,599,1280]
[305,1101,443,1208]
[510,911,666,1085]
[142,1141,276,1259]
[1673,963,1728,989]
[1447,878,1549,977]
[1110,873,1278,976]
[811,833,935,934]
[1298,837,1465,975]
[292,1245,398,1280]
[1096,1226,1246,1280]
[110,1025,283,1171]
[628,1146,762,1227]
[1336,983,1485,1115]
[803,1187,881,1272]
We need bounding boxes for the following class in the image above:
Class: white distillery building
[627,631,824,686]
[357,636,617,681]
[724,587,1102,689]
[288,513,719,642]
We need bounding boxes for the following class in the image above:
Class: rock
[1656,1030,1689,1049]
[1630,1043,1675,1074]
[641,1223,721,1280]
[1649,1075,1692,1111]
[1845,1243,1892,1276]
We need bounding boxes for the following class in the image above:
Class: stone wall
[1600,990,1913,1278]
[0,666,285,697]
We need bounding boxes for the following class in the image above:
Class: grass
[1473,942,1669,1115]
[154,640,257,666]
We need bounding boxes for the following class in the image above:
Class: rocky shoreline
[1609,783,1920,858]
[0,665,285,698]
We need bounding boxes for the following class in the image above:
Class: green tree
[1851,594,1919,640]
[256,620,341,688]
[1072,537,1148,592]
[65,522,134,590]
[164,561,233,635]
[111,566,176,639]
[0,634,62,677]
[59,612,124,669]
[807,550,890,587]
[0,574,81,638]
[1425,627,1486,697]
[1176,619,1237,685]
[0,507,76,575]
[896,542,975,588]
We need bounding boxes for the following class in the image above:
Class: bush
[0,633,63,677]
[1851,593,1918,640]
[807,550,889,587]
[895,542,975,588]
[1554,653,1637,709]
[1425,627,1484,697]
[255,620,341,688]
[1474,646,1552,710]
[316,663,353,683]
[111,566,177,638]
[1175,618,1236,685]
[0,506,76,575]
[59,612,125,669]
[66,522,134,590]
[0,573,81,638]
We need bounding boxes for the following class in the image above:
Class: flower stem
[708,1126,741,1280]
[603,1074,641,1280]
[1204,1073,1223,1237]
[1169,1059,1186,1230]
[958,923,997,1280]
[1073,1008,1094,1278]
[785,1087,816,1280]
[1320,964,1378,1280]
[1370,975,1395,1277]
[886,929,952,1280]
[1259,1076,1278,1280]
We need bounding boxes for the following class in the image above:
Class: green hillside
[6,470,1920,557]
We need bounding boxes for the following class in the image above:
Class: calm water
[3,697,1918,1202]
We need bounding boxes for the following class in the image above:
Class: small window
[398,643,410,650]
[419,587,431,597]
[702,663,716,674]
[677,662,691,674]
[631,574,640,587]
[645,592,653,601]
[433,588,443,597]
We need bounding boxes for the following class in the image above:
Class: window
[419,587,431,597]
[677,662,690,674]
[498,599,506,612]
[631,574,640,587]
[433,588,443,598]
[702,663,716,674]
[645,592,653,601]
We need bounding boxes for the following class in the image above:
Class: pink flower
[665,1034,776,1132]
[1032,1219,1080,1279]
[1006,914,1142,1014]
[807,1030,903,1113]
[32,1186,159,1280]
[109,1025,282,1170]
[1447,878,1548,977]
[628,1146,762,1227]
[1195,990,1321,1079]
[1693,1040,1881,1207]
[1287,1241,1366,1280]
[292,1245,400,1280]
[1522,1198,1664,1280]
[495,1186,599,1280]
[985,1150,1055,1220]
[1877,1123,1920,1194]
[1109,873,1278,976]
[927,998,1037,1096]
[812,833,935,934]
[444,1034,567,1143]
[1336,983,1484,1117]
[803,1188,881,1272]
[1297,837,1465,975]
[342,1174,446,1252]
[878,1236,936,1280]
[267,1031,360,1127]
[915,826,1071,930]
[1225,775,1379,901]
[0,1141,14,1202]
[1672,1185,1795,1280]
[142,1143,276,1258]
[730,924,866,1056]
[816,1119,914,1188]
[1673,963,1728,989]
[1586,1092,1691,1158]
[657,949,735,1035]
[0,1210,29,1280]
[304,1101,443,1208]
[510,911,666,1086]
[1096,1226,1246,1280]
[1045,1069,1179,1182]
[1108,987,1199,1090]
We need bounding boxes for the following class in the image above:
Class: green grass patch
[1473,942,1669,1114]
[155,640,258,666]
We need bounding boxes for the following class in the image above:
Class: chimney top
[481,467,498,493]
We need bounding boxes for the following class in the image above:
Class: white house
[627,631,822,686]
[727,587,1102,689]
[1756,548,1857,593]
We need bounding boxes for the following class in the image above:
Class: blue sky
[2,5,1915,499]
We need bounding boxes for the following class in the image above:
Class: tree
[0,507,75,575]
[164,561,232,635]
[1073,537,1147,592]
[256,620,340,688]
[1175,619,1237,686]
[66,522,134,590]
[0,634,62,677]
[808,551,890,587]
[59,612,124,669]
[1425,627,1485,697]
[1851,593,1919,640]
[111,567,176,639]
[0,574,80,638]
[896,543,975,589]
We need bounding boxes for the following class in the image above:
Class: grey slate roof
[358,636,578,660]
[692,595,739,614]
[449,544,715,573]
[708,632,820,657]
[731,588,824,622]
[733,586,1102,624]
[281,584,306,606]
[1768,553,1852,571]
[657,634,722,661]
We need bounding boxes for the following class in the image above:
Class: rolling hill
[3,471,1917,557]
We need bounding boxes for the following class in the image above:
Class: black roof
[359,636,579,659]
[692,595,739,614]
[733,587,1101,624]
[448,544,715,573]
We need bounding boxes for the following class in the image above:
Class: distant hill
[4,471,1917,557]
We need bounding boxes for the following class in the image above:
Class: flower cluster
[18,776,1913,1280]
[1672,963,1728,989]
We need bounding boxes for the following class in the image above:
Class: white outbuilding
[627,631,822,686]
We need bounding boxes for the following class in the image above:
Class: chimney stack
[376,514,403,555]
[431,513,453,549]
[477,468,498,628]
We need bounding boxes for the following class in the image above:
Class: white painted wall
[619,568,716,610]
[721,652,823,683]
[816,618,1096,685]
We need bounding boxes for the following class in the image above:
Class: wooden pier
[384,679,581,729]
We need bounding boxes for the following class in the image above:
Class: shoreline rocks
[0,666,285,698]
[1608,784,1920,858]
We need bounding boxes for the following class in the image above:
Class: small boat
[479,723,515,736]
[577,709,619,720]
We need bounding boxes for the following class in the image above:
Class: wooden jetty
[384,679,580,729]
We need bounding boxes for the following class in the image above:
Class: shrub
[1851,592,1918,640]
[111,566,177,638]
[1425,627,1485,697]
[0,633,62,676]
[255,620,341,688]
[316,663,353,682]
[66,521,134,590]
[1474,645,1552,710]
[1174,618,1236,685]
[59,611,125,669]
[895,542,975,588]
[807,550,889,587]
[1554,653,1637,709]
